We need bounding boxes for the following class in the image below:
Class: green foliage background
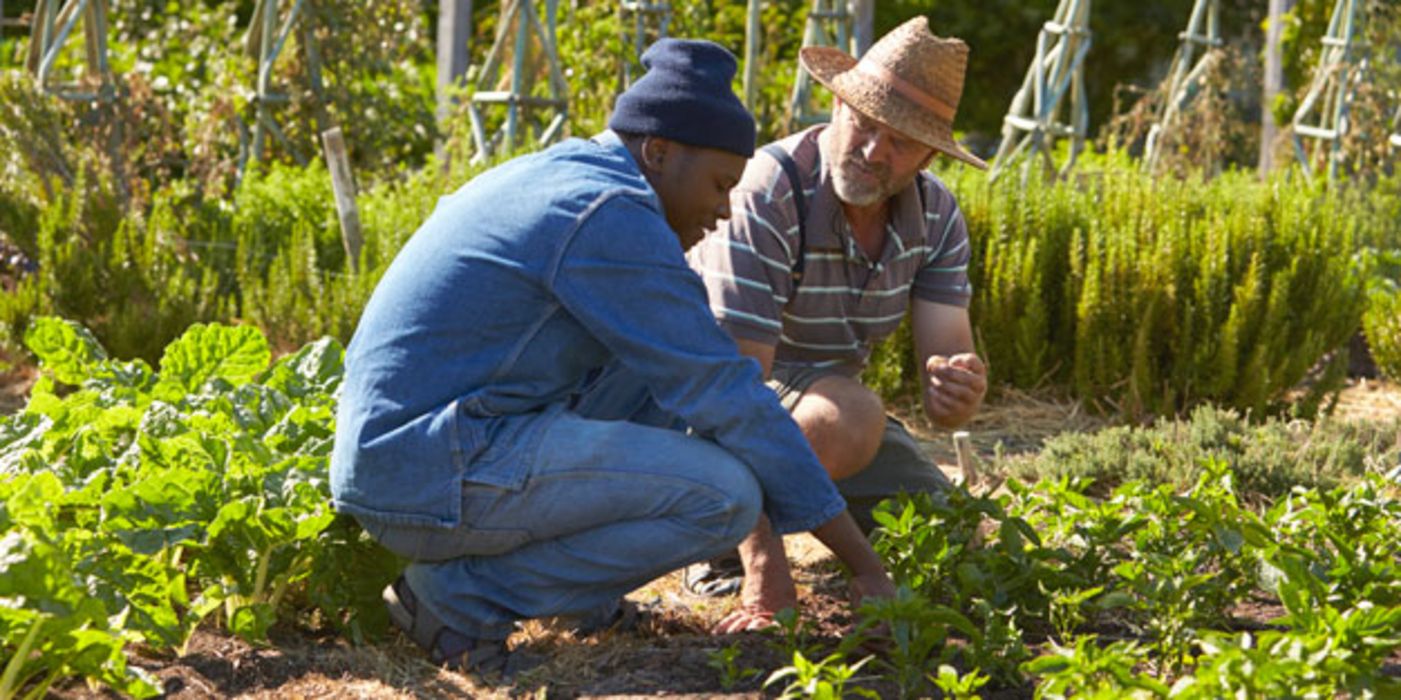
[1,5,1399,696]
[1,0,1399,407]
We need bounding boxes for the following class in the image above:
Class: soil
[46,560,873,700]
[9,373,1400,699]
[0,348,35,415]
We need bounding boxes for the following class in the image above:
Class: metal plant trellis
[466,0,569,164]
[619,0,670,88]
[1143,0,1222,172]
[239,0,330,181]
[23,0,130,202]
[786,0,854,131]
[23,0,114,103]
[1290,0,1367,182]
[989,0,1092,184]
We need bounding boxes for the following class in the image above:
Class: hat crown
[608,38,756,157]
[859,16,967,121]
[641,38,738,84]
[797,15,987,169]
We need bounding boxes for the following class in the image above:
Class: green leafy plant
[0,317,396,696]
[853,587,977,698]
[1265,476,1401,609]
[765,651,879,700]
[930,663,990,700]
[1022,635,1167,700]
[765,606,811,660]
[706,642,761,691]
[1047,585,1104,644]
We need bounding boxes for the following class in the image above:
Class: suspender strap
[760,142,932,293]
[761,143,808,289]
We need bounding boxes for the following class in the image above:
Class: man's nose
[861,132,892,164]
[715,198,732,221]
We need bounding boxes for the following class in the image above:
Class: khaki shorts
[769,365,952,533]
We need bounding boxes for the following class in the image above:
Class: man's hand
[848,569,897,608]
[924,352,987,429]
[712,515,797,634]
[848,569,898,652]
[812,512,896,646]
[811,511,896,614]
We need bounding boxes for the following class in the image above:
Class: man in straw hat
[687,17,988,630]
[331,38,895,675]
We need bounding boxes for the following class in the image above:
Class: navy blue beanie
[609,39,756,157]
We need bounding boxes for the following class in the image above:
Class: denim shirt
[330,133,845,536]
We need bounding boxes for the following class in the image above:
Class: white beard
[830,162,887,207]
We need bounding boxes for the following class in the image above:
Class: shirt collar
[591,129,624,147]
[591,129,633,167]
[586,130,666,218]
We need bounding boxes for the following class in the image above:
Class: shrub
[1005,404,1401,496]
[868,156,1378,418]
[1362,236,1401,381]
[1364,286,1401,380]
[957,157,1369,417]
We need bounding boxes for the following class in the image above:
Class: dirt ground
[13,374,1401,699]
[0,351,35,415]
[47,549,878,700]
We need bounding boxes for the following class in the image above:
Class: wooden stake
[437,0,473,137]
[321,127,362,272]
[742,0,760,109]
[1260,0,1294,175]
[953,430,976,489]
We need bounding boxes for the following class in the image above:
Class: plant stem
[0,618,43,700]
[19,666,62,700]
[251,544,272,603]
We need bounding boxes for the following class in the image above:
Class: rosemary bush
[875,156,1377,418]
[1005,404,1401,495]
[1364,286,1401,381]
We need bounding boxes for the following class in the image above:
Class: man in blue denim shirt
[330,39,896,674]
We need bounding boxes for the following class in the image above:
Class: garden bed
[42,526,1401,699]
[12,330,1396,698]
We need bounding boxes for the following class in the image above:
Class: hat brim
[799,46,988,170]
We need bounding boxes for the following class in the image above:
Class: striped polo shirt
[686,125,973,376]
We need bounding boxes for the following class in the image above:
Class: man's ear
[640,136,670,172]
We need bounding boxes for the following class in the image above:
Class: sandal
[684,555,745,598]
[383,576,511,675]
[568,597,655,638]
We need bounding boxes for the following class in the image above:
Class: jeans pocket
[362,518,532,561]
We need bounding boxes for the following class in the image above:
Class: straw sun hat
[800,16,987,170]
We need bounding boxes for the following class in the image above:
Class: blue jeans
[358,369,763,640]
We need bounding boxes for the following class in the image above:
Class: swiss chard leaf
[24,316,110,387]
[155,323,271,399]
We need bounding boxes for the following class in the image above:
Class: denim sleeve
[549,194,846,535]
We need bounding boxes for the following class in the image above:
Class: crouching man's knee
[702,454,764,553]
